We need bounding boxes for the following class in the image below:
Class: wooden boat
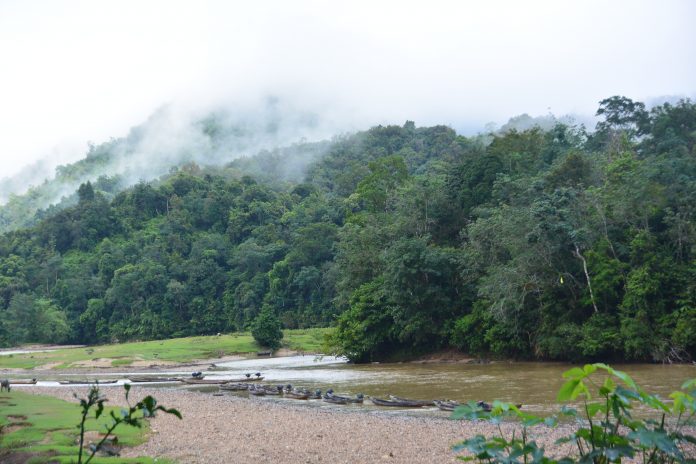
[324,389,364,404]
[434,400,460,411]
[477,401,492,412]
[370,397,425,407]
[128,377,179,383]
[323,395,348,404]
[284,390,310,400]
[180,378,231,385]
[330,394,364,404]
[249,385,283,395]
[228,376,264,383]
[8,378,37,385]
[219,383,249,391]
[248,386,267,396]
[59,379,118,385]
[389,395,434,407]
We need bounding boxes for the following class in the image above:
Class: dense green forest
[0,96,694,363]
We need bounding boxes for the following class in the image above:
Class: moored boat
[228,376,264,383]
[370,396,426,407]
[388,395,434,407]
[219,383,249,391]
[324,389,364,404]
[128,377,179,383]
[8,378,37,385]
[434,400,460,411]
[323,395,348,404]
[180,378,231,385]
[59,379,118,385]
[284,389,310,399]
[248,386,267,396]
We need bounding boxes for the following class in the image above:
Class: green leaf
[558,379,580,401]
[562,367,586,380]
[628,429,680,455]
[681,378,696,390]
[586,402,606,417]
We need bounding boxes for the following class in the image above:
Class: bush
[452,363,696,463]
[251,306,283,350]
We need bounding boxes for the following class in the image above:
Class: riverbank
[20,386,577,464]
[0,328,330,370]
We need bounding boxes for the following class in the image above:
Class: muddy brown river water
[212,357,695,415]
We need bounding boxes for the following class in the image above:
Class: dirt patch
[72,358,121,368]
[0,450,58,464]
[7,415,27,420]
[38,362,63,369]
[129,359,177,368]
[3,422,31,433]
[275,348,300,357]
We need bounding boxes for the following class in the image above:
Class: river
[10,355,696,416]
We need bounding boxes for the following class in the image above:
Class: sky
[0,0,695,179]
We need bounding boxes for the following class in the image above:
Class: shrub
[251,306,283,350]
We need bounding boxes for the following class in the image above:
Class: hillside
[0,96,694,364]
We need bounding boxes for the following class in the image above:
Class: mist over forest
[0,96,694,364]
[0,97,349,231]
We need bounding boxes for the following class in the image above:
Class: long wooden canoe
[179,378,231,385]
[370,397,425,407]
[8,379,37,385]
[219,383,249,391]
[284,390,310,399]
[228,376,264,383]
[59,379,118,385]
[128,377,180,383]
[389,395,434,407]
[326,393,363,404]
[323,395,349,404]
[433,400,460,411]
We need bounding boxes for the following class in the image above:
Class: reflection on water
[10,355,696,416]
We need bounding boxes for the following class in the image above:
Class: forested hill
[1,96,694,364]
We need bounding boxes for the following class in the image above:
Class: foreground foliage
[1,96,695,363]
[452,363,696,463]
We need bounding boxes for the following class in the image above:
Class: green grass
[0,328,334,370]
[0,390,172,463]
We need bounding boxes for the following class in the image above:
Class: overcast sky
[1,0,695,179]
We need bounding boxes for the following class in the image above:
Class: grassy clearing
[0,390,168,463]
[0,328,333,370]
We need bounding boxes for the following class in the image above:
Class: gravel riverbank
[20,386,579,463]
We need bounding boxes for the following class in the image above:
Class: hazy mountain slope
[0,100,336,233]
